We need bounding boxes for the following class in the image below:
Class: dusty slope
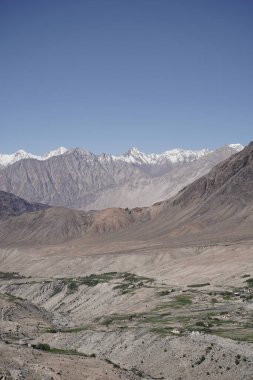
[0,205,150,245]
[0,207,92,245]
[0,342,133,380]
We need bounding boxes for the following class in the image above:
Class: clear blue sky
[0,0,252,155]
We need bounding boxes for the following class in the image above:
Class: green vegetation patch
[221,291,234,300]
[57,272,154,295]
[51,283,64,297]
[113,272,154,295]
[61,326,89,333]
[46,326,90,333]
[4,293,24,303]
[120,272,153,283]
[33,343,94,357]
[78,272,118,287]
[155,302,172,311]
[67,281,78,294]
[170,295,192,307]
[101,313,140,326]
[59,272,119,292]
[212,328,253,343]
[158,290,171,296]
[150,327,172,336]
[245,278,253,288]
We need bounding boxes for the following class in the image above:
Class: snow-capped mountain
[116,147,211,165]
[0,144,243,167]
[43,147,68,159]
[0,143,244,210]
[0,147,67,167]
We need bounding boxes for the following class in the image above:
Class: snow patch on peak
[0,143,245,168]
[105,147,213,165]
[0,147,69,167]
[228,144,244,152]
[126,147,141,155]
[0,150,37,166]
[15,149,28,155]
[160,148,211,163]
[44,147,68,159]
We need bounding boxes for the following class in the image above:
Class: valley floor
[1,241,253,379]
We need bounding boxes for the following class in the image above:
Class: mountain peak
[0,147,69,167]
[228,143,244,151]
[125,147,142,155]
[15,149,28,155]
[44,147,68,159]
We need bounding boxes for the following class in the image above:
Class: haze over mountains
[0,143,243,210]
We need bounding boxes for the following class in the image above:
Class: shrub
[196,355,206,365]
[188,283,210,288]
[51,283,63,297]
[67,281,78,293]
[158,290,171,297]
[196,321,206,327]
[36,343,51,351]
[245,278,253,287]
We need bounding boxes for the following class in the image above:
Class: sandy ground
[0,239,253,287]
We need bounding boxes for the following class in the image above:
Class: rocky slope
[0,191,49,219]
[124,141,253,244]
[0,144,242,210]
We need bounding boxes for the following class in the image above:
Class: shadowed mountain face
[0,191,49,218]
[0,145,242,210]
[129,141,253,243]
[0,142,252,247]
[174,141,253,208]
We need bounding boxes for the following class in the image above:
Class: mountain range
[0,141,252,246]
[0,144,243,210]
